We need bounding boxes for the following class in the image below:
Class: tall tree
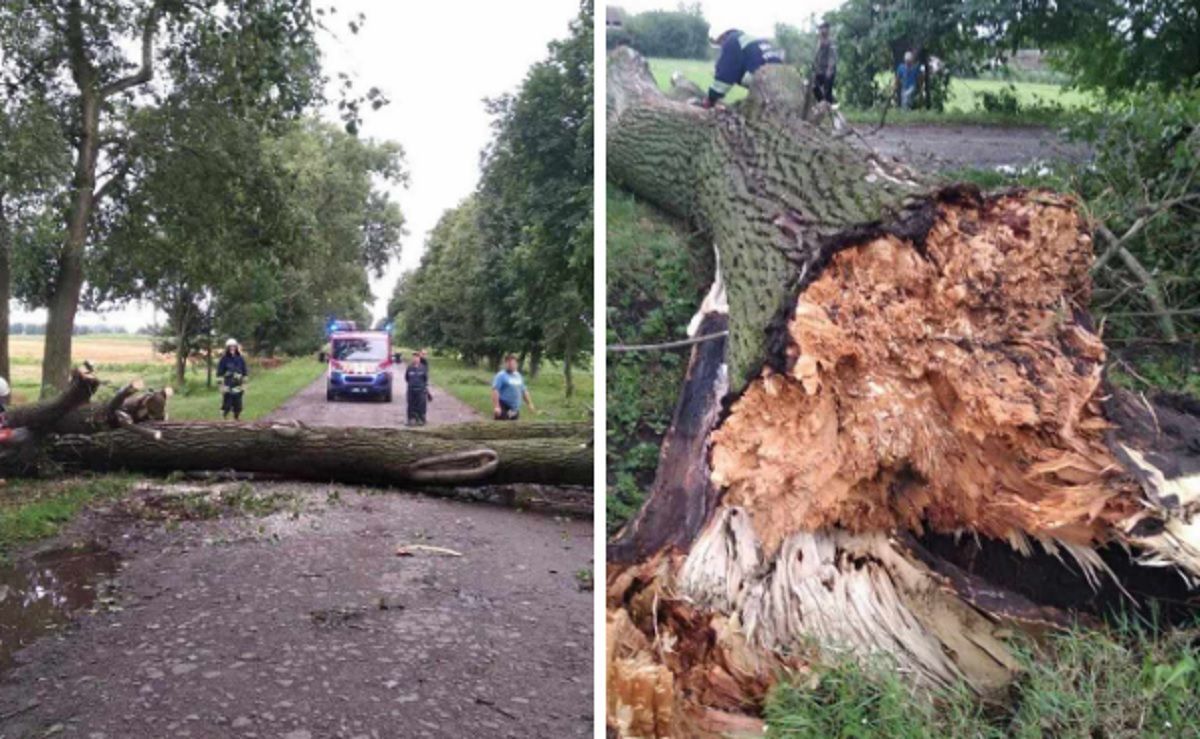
[476,0,594,395]
[0,95,67,384]
[0,0,323,393]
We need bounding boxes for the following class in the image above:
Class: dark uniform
[216,351,248,419]
[707,30,786,104]
[813,37,838,103]
[405,362,430,425]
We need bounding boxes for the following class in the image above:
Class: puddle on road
[0,544,119,669]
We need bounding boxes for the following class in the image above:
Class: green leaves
[397,1,594,395]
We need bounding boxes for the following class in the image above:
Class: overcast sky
[12,0,581,330]
[614,0,843,38]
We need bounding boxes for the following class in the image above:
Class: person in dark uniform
[216,338,248,420]
[703,28,786,108]
[405,352,430,426]
[812,20,838,103]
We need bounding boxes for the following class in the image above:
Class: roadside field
[646,57,1095,123]
[399,349,594,423]
[5,334,322,421]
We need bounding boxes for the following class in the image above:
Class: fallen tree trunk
[2,373,591,491]
[3,366,100,431]
[44,421,591,487]
[606,47,1200,736]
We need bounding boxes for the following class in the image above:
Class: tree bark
[41,1,160,393]
[42,422,590,487]
[3,366,100,431]
[605,47,1200,735]
[0,193,11,385]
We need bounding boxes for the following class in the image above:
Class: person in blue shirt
[491,354,536,421]
[216,338,249,420]
[895,51,923,109]
[703,29,786,108]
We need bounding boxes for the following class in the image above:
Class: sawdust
[712,193,1140,556]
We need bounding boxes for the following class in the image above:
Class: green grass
[8,352,323,422]
[165,357,324,421]
[646,57,1096,126]
[399,350,593,423]
[765,623,1200,738]
[605,185,712,531]
[0,475,137,555]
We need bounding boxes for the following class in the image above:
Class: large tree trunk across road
[1,368,591,490]
[605,46,1200,737]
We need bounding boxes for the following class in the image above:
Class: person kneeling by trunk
[703,28,786,108]
[405,353,431,426]
[491,354,536,421]
[216,339,248,420]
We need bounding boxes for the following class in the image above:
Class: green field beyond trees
[646,57,1094,123]
[5,334,322,420]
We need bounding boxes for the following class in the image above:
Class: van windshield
[332,337,388,362]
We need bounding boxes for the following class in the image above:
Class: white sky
[614,0,843,38]
[12,0,580,330]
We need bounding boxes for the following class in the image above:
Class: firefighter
[216,338,248,420]
[405,352,431,426]
[703,29,786,108]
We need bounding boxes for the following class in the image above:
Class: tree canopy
[0,1,402,390]
[395,0,593,396]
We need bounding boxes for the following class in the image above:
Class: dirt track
[264,368,480,427]
[0,372,593,738]
[863,123,1090,172]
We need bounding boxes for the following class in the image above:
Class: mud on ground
[0,480,593,738]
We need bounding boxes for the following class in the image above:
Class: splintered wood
[712,194,1139,559]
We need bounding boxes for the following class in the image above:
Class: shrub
[1069,88,1200,345]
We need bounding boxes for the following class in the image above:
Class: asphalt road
[863,123,1090,172]
[265,369,480,427]
[0,483,593,738]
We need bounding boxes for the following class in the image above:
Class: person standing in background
[812,20,837,103]
[216,339,248,420]
[405,352,430,426]
[895,51,923,109]
[491,354,536,421]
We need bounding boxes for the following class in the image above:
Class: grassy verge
[646,57,1092,127]
[166,357,324,421]
[606,185,712,531]
[0,475,137,556]
[766,623,1200,737]
[6,334,323,421]
[399,350,593,423]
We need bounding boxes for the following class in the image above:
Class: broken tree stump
[605,46,1200,736]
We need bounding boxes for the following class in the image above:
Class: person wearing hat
[703,29,786,108]
[216,338,249,420]
[813,20,838,104]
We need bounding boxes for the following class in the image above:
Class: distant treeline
[8,323,137,336]
[606,6,710,59]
